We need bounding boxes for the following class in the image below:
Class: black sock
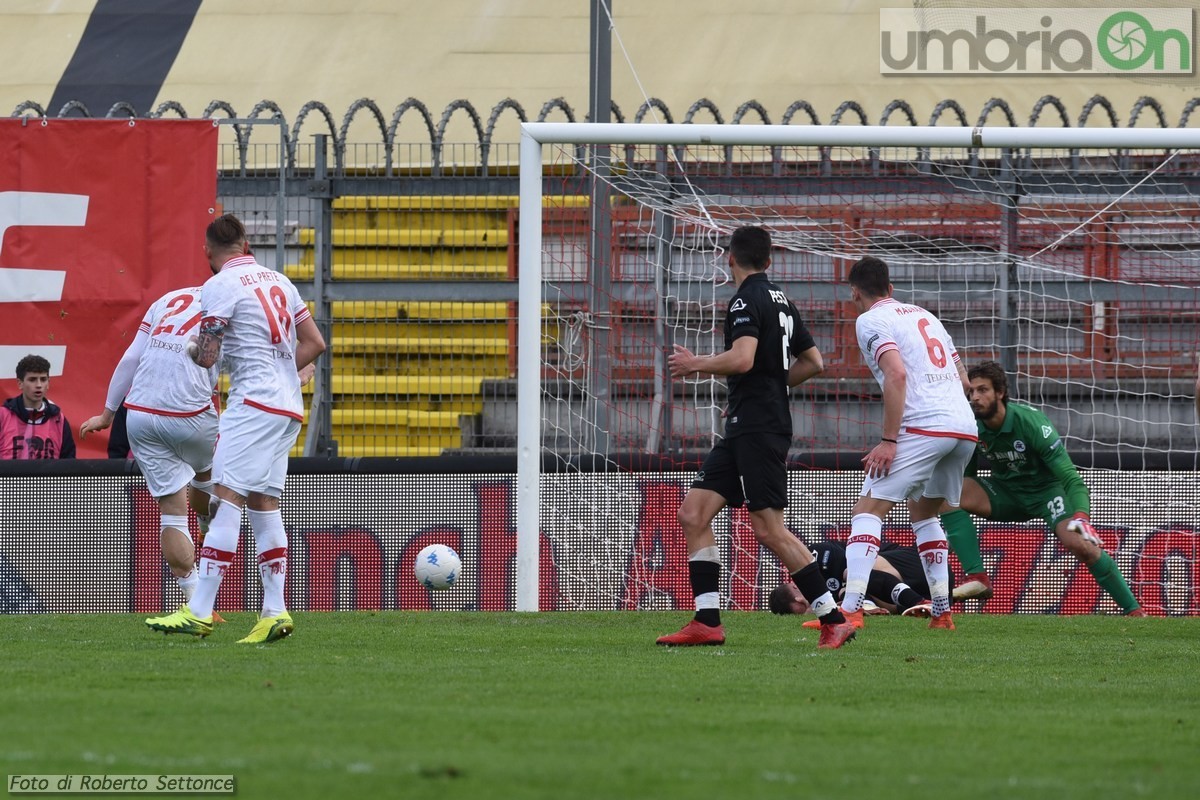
[689,560,721,627]
[791,563,845,625]
[867,568,899,600]
[867,569,926,612]
[894,587,926,613]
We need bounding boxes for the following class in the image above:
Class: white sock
[842,513,882,613]
[178,568,198,602]
[160,514,194,601]
[190,501,242,618]
[248,509,289,618]
[914,516,952,616]
[810,592,839,619]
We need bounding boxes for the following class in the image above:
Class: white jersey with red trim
[200,256,311,420]
[855,297,975,438]
[124,287,219,416]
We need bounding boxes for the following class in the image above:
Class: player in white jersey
[146,214,325,644]
[80,285,220,614]
[842,256,977,632]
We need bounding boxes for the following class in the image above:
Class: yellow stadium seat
[288,196,580,456]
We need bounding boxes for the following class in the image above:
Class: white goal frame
[515,122,1200,612]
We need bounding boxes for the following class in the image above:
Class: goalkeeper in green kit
[939,361,1145,615]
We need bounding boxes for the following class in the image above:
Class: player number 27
[150,293,201,337]
[778,311,793,370]
[254,286,293,344]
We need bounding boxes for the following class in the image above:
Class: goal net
[516,123,1200,616]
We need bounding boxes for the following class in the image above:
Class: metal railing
[12,94,1200,173]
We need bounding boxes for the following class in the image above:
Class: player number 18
[254,285,293,344]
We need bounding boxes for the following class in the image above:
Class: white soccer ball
[414,544,461,591]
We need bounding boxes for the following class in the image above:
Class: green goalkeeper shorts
[975,476,1073,532]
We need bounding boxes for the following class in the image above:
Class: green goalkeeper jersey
[971,401,1090,515]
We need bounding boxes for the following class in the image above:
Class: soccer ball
[414,544,461,590]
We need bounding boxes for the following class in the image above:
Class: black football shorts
[692,433,790,511]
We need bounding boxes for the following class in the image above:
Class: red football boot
[656,619,726,647]
[952,573,992,601]
[817,621,857,650]
[929,612,956,630]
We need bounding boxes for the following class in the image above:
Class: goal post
[516,122,1200,614]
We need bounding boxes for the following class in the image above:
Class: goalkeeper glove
[1067,512,1103,547]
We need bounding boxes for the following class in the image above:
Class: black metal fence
[11,94,1200,174]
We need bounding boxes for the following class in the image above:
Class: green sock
[941,509,984,574]
[1087,551,1140,612]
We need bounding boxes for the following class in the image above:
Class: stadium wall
[0,460,1195,617]
[7,1,1200,135]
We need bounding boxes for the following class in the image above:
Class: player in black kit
[767,541,946,618]
[656,225,857,650]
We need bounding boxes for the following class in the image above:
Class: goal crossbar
[521,122,1200,149]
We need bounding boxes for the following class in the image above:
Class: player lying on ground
[768,540,943,621]
[939,361,1145,616]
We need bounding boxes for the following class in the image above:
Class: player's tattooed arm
[189,315,229,368]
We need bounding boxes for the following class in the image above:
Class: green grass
[2,612,1198,800]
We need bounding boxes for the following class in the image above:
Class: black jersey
[723,272,815,439]
[873,544,930,597]
[811,541,930,597]
[811,542,851,595]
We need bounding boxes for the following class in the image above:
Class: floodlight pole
[997,149,1021,378]
[587,0,613,456]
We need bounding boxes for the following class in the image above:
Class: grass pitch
[1,611,1197,800]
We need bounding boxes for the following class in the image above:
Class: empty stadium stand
[285,196,517,456]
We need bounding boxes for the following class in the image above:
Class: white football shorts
[212,400,302,498]
[126,407,219,498]
[860,432,977,505]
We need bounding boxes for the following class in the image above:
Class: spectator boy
[0,354,76,459]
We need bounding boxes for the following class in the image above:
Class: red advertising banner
[0,470,1195,615]
[0,119,218,457]
[120,480,1193,616]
